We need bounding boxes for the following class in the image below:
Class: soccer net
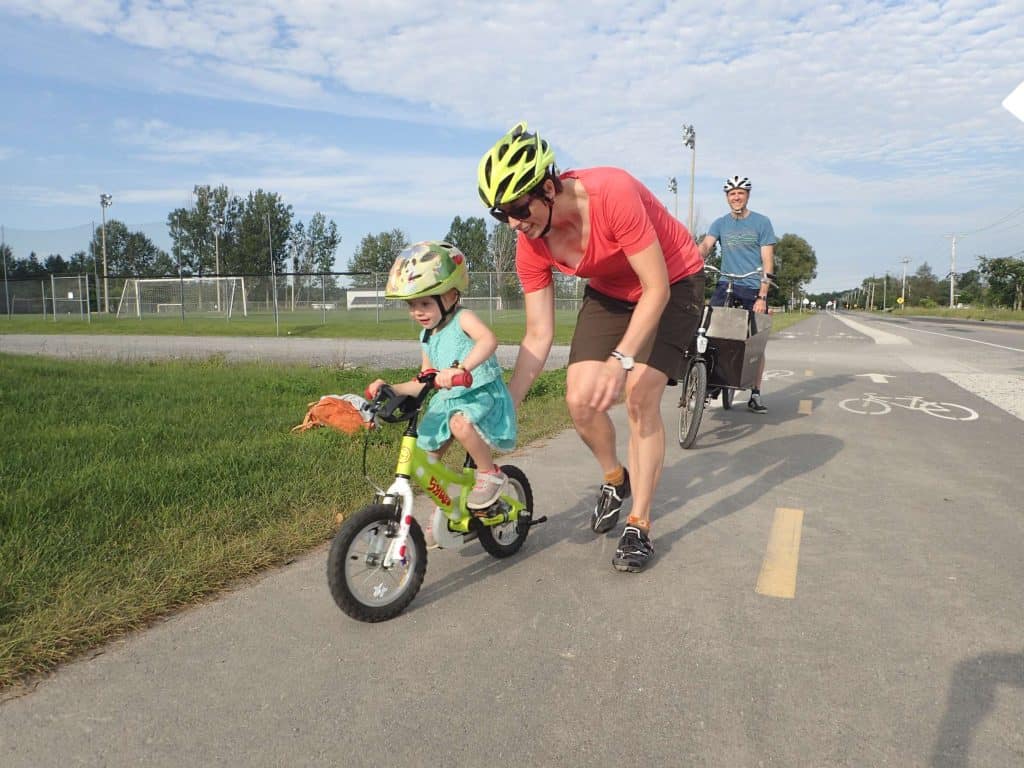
[116,277,247,318]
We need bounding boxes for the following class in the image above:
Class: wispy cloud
[2,0,1022,288]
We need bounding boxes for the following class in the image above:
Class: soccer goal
[116,277,247,319]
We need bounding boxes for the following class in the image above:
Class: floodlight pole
[668,177,678,219]
[100,193,113,312]
[682,124,696,234]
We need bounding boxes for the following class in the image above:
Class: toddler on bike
[366,241,517,511]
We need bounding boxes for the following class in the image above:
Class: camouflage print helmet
[384,241,469,300]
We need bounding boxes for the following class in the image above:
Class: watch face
[612,351,635,370]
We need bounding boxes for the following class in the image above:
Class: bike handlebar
[418,368,474,389]
[704,264,764,280]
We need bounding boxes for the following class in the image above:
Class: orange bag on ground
[291,394,374,434]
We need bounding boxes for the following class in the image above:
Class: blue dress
[417,309,517,453]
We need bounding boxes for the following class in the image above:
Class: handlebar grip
[447,371,473,388]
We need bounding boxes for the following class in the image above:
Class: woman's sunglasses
[489,195,536,223]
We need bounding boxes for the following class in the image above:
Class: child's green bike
[327,369,546,622]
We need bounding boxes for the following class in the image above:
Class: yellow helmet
[384,241,469,300]
[477,121,556,208]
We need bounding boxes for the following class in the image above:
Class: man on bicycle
[698,175,777,413]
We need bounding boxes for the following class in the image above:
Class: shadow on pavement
[929,649,1024,767]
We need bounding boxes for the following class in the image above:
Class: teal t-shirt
[708,210,777,288]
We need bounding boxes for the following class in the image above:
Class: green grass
[865,306,1024,322]
[2,306,815,343]
[0,354,571,688]
[0,309,583,346]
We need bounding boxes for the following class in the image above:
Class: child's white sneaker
[467,469,508,511]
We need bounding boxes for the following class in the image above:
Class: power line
[959,205,1024,236]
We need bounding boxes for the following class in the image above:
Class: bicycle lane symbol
[838,393,979,421]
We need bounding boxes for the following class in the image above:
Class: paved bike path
[3,317,1023,767]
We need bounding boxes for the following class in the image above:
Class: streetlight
[682,124,696,234]
[668,177,678,219]
[99,193,113,312]
[945,233,962,307]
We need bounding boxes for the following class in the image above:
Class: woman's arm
[589,242,671,412]
[508,285,555,408]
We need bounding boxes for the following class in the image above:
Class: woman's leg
[622,364,669,529]
[565,360,621,473]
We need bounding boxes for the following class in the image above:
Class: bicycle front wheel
[678,360,707,449]
[327,504,426,622]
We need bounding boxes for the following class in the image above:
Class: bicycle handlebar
[418,368,474,389]
[704,264,777,288]
[704,264,764,280]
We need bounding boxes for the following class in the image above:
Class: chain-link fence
[1,270,589,328]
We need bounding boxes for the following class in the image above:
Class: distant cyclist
[698,175,777,413]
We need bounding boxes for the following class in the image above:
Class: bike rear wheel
[477,465,533,558]
[327,504,427,622]
[677,360,707,449]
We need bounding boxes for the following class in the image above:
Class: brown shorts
[568,272,705,380]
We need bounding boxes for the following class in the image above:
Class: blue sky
[1,0,1022,292]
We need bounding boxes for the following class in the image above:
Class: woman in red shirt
[478,122,705,573]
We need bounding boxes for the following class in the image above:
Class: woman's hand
[588,358,628,412]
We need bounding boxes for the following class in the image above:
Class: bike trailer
[706,306,772,390]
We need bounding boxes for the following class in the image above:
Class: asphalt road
[2,313,1023,767]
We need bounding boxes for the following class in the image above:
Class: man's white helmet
[723,175,752,192]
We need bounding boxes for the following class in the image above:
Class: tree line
[810,255,1024,311]
[4,183,823,307]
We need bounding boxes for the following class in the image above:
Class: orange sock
[604,466,625,486]
[627,515,650,532]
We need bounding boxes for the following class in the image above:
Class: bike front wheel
[478,465,534,558]
[678,360,707,449]
[327,504,427,622]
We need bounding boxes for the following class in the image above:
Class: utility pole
[900,257,910,309]
[945,233,962,307]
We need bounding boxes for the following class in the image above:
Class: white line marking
[895,325,1024,353]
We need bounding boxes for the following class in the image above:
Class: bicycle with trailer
[677,265,773,449]
[326,368,546,622]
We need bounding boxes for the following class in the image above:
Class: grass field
[0,309,587,346]
[0,355,571,688]
[0,306,819,343]
[864,306,1024,323]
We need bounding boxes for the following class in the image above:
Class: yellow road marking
[804,369,814,377]
[798,399,813,415]
[755,508,804,599]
